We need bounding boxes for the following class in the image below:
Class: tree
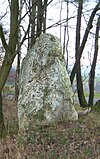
[28,0,48,50]
[61,1,100,107]
[70,1,100,85]
[88,15,100,106]
[15,0,23,102]
[0,0,19,135]
[68,1,100,107]
[75,0,88,107]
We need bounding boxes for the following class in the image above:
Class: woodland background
[0,0,100,158]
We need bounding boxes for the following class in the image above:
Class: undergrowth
[0,96,100,159]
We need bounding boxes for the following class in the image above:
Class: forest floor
[0,96,100,159]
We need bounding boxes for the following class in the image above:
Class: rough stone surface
[18,33,78,131]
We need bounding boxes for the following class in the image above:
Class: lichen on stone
[18,33,78,132]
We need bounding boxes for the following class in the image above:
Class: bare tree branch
[0,24,10,53]
[46,16,75,30]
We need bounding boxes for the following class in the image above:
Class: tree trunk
[43,0,48,33]
[72,0,87,107]
[29,0,37,49]
[76,64,87,107]
[15,0,23,101]
[88,16,100,106]
[70,2,100,85]
[0,55,15,134]
[15,52,20,101]
[75,0,87,108]
[0,55,15,90]
[29,0,48,49]
[0,91,5,137]
[37,0,43,37]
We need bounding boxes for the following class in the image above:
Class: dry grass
[0,96,100,159]
[2,97,18,136]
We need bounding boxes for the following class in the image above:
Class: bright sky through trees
[47,0,100,67]
[0,0,100,76]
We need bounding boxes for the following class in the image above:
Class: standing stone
[18,33,78,132]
